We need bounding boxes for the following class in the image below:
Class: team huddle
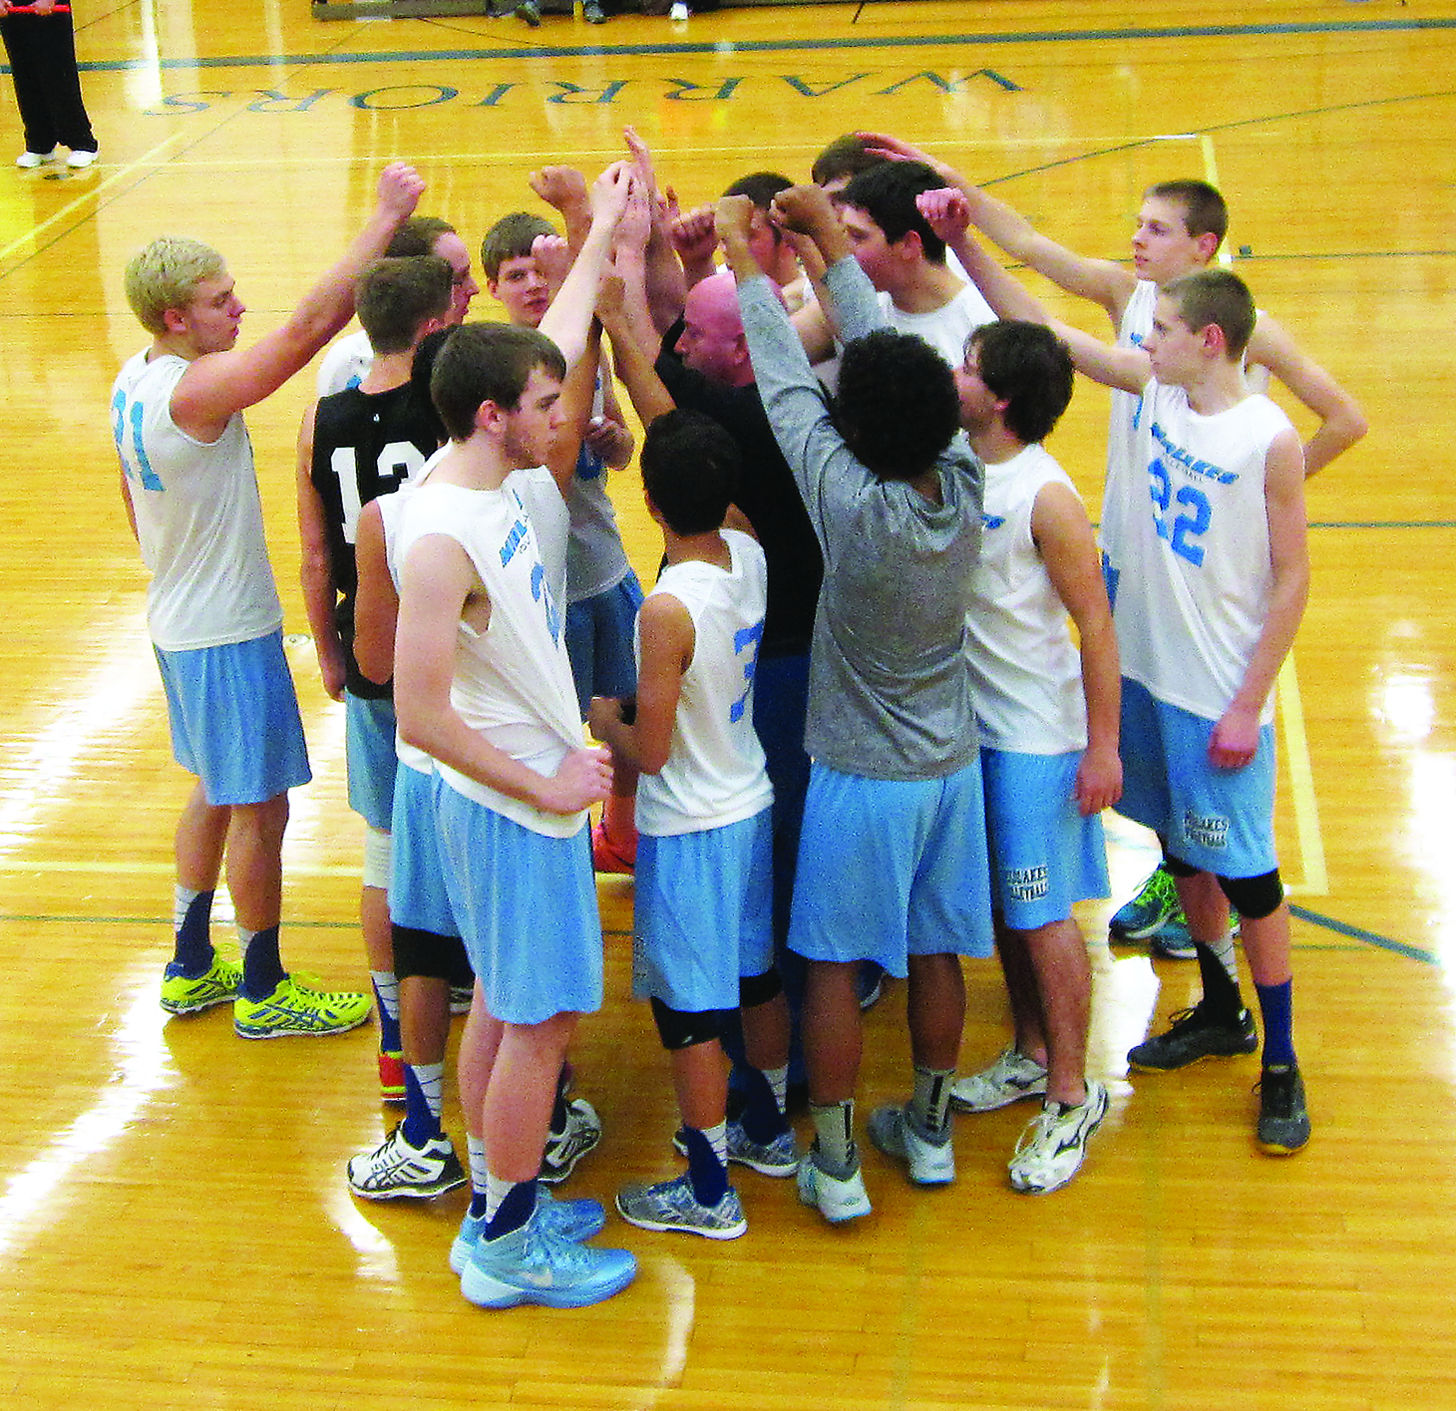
[111,126,1365,1312]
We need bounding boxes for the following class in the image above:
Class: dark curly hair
[834,329,960,482]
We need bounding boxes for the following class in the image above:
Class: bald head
[680,271,753,387]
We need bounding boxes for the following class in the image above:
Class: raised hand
[916,186,972,245]
[376,163,425,221]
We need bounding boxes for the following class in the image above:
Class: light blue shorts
[432,775,603,1024]
[1119,677,1279,877]
[155,630,310,806]
[633,809,774,1010]
[564,570,644,717]
[788,759,994,975]
[981,747,1109,931]
[345,691,397,831]
[389,762,458,938]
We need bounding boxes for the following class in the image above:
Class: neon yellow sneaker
[234,974,371,1039]
[160,952,242,1016]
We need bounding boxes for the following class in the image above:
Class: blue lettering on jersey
[729,619,764,724]
[981,513,1005,532]
[112,388,164,491]
[1149,420,1238,486]
[530,560,562,643]
[499,517,529,568]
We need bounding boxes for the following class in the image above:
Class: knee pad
[739,968,783,1010]
[362,825,393,890]
[649,996,725,1052]
[1216,868,1284,921]
[1163,852,1200,879]
[391,924,466,982]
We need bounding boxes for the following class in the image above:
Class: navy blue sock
[1255,979,1296,1067]
[173,890,215,974]
[681,1126,729,1206]
[484,1178,537,1239]
[737,1065,786,1144]
[239,926,285,1000]
[401,1066,442,1146]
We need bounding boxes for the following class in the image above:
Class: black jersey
[310,381,442,697]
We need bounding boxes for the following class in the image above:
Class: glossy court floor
[0,2,1453,1408]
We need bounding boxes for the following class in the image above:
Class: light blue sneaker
[449,1188,607,1275]
[459,1213,636,1310]
[616,1172,747,1240]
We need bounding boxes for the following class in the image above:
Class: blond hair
[123,237,226,335]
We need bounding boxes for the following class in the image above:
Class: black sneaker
[1127,1004,1258,1072]
[1255,1064,1310,1154]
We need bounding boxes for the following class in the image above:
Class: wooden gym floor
[1,2,1453,1407]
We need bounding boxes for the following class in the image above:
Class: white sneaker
[950,1045,1048,1112]
[16,148,59,170]
[669,1,689,17]
[796,1145,871,1224]
[866,1104,955,1185]
[1007,1080,1109,1194]
[66,149,99,169]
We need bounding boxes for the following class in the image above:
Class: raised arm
[1246,312,1368,478]
[295,399,346,700]
[770,185,886,345]
[537,161,634,370]
[860,130,1135,322]
[622,127,691,335]
[596,183,678,427]
[172,164,423,439]
[1210,428,1310,768]
[1033,482,1122,815]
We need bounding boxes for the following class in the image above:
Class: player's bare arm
[295,398,347,700]
[395,533,612,814]
[861,129,1135,323]
[351,498,396,687]
[1210,428,1310,768]
[1034,481,1123,816]
[1246,312,1368,478]
[171,163,424,440]
[587,593,692,775]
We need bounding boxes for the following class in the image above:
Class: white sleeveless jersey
[635,530,774,837]
[384,456,568,777]
[876,282,995,368]
[965,445,1087,753]
[1117,380,1294,724]
[111,350,282,651]
[1100,279,1159,578]
[394,475,582,837]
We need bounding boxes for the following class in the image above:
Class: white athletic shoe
[1007,1081,1109,1195]
[16,148,59,169]
[866,1104,955,1186]
[950,1045,1049,1113]
[66,149,99,168]
[796,1144,871,1224]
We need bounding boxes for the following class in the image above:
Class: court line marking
[0,130,188,267]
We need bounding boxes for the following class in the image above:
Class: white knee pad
[362,825,393,890]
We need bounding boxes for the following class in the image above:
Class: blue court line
[50,14,1456,74]
[1290,905,1438,966]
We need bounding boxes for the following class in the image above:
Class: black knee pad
[392,924,472,983]
[739,968,783,1009]
[1216,868,1284,921]
[1163,853,1200,879]
[649,996,726,1051]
